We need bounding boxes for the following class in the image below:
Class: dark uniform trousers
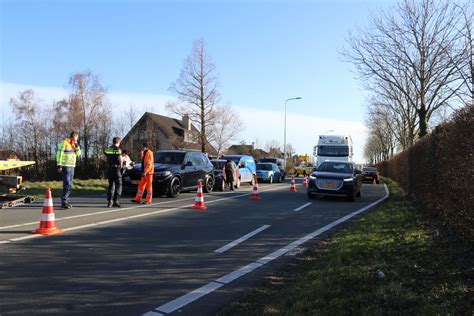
[107,167,122,203]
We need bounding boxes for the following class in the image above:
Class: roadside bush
[377,104,474,243]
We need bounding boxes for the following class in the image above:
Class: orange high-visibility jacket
[141,149,154,175]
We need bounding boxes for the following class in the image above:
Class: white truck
[313,134,353,167]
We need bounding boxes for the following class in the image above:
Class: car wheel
[203,176,213,193]
[220,180,225,191]
[276,175,281,183]
[167,177,181,198]
[307,192,316,199]
[235,178,241,189]
[269,175,273,184]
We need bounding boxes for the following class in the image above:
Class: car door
[182,153,199,188]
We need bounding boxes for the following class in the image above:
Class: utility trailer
[0,161,35,209]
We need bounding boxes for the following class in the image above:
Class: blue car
[256,163,281,183]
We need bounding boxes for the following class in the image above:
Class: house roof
[137,112,217,154]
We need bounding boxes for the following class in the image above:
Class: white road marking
[143,184,390,315]
[155,282,224,314]
[0,196,197,230]
[214,225,271,253]
[293,202,312,212]
[142,311,164,316]
[0,185,287,244]
[215,262,263,284]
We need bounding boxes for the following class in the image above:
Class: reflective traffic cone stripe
[33,188,63,235]
[192,180,208,210]
[290,176,297,192]
[250,178,261,200]
[302,176,308,188]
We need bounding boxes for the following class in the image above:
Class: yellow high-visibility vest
[56,138,81,167]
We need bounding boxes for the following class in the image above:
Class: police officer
[104,137,123,207]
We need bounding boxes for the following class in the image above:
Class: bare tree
[265,139,282,157]
[365,103,398,160]
[208,105,243,155]
[167,39,220,152]
[343,0,466,138]
[456,2,473,106]
[10,89,47,178]
[65,71,111,164]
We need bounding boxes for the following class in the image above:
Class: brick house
[121,112,217,160]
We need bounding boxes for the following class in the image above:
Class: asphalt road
[0,179,388,316]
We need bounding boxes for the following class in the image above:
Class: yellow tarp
[0,161,35,171]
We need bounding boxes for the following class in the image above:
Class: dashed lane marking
[143,184,389,315]
[293,202,312,212]
[0,185,288,245]
[214,224,271,253]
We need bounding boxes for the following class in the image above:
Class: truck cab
[313,134,353,167]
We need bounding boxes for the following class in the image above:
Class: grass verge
[219,178,473,315]
[22,179,108,199]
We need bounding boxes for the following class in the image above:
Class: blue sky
[0,0,397,161]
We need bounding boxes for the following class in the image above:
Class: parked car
[211,159,240,191]
[307,160,362,201]
[258,157,286,181]
[220,155,256,185]
[123,150,214,198]
[362,166,380,184]
[256,163,281,183]
[294,162,315,177]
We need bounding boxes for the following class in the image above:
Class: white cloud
[1,81,368,163]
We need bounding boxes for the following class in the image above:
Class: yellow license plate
[132,180,140,184]
[323,183,337,188]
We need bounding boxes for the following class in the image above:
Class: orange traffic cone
[302,176,309,188]
[192,180,208,210]
[250,177,261,200]
[33,188,64,235]
[290,176,297,192]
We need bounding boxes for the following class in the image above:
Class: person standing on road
[104,137,123,208]
[56,131,81,209]
[224,159,237,191]
[131,143,154,204]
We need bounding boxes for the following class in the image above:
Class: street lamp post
[283,97,302,166]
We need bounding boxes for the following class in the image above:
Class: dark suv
[123,150,214,198]
[258,157,286,181]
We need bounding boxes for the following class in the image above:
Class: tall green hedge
[377,104,474,243]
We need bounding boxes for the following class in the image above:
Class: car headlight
[343,178,354,182]
[157,171,171,177]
